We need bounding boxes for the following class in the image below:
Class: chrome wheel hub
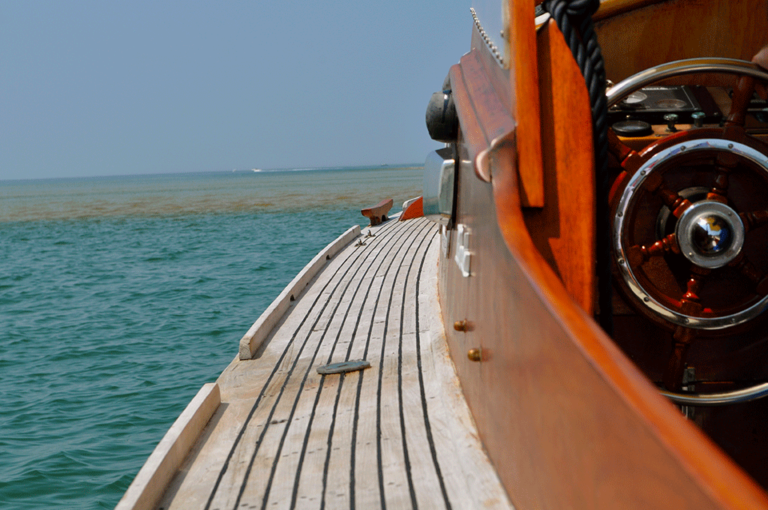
[676,201,744,268]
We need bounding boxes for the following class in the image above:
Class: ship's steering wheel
[606,58,768,404]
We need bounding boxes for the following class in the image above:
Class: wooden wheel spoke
[729,253,768,296]
[626,233,680,266]
[706,153,739,203]
[662,269,709,392]
[740,209,768,232]
[643,172,692,217]
[725,75,756,130]
[664,329,698,392]
[608,128,635,164]
[681,267,709,310]
[608,129,643,174]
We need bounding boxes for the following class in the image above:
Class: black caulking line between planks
[414,231,452,509]
[374,220,435,510]
[260,220,425,509]
[295,221,422,510]
[319,220,421,509]
[397,226,444,510]
[348,220,433,509]
[203,219,397,510]
[245,220,402,509]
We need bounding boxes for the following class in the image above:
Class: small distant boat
[252,168,262,173]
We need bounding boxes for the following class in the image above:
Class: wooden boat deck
[150,217,512,509]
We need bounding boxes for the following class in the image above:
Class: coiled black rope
[543,0,613,335]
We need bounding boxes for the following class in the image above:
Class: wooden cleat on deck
[361,198,393,226]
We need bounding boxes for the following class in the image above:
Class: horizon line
[0,163,424,183]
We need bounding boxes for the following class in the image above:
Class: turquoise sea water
[0,167,422,509]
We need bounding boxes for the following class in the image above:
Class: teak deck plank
[157,217,513,510]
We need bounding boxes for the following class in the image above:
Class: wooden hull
[439,0,768,507]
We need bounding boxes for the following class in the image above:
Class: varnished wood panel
[507,0,545,207]
[595,0,768,82]
[594,0,668,21]
[463,5,544,206]
[522,20,596,314]
[450,50,516,184]
[440,10,768,507]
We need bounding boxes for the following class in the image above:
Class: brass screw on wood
[453,320,468,332]
[467,348,482,362]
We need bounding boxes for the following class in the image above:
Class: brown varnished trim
[507,0,544,207]
[450,51,515,183]
[442,7,768,509]
[595,0,768,82]
[495,169,768,509]
[469,23,512,110]
[450,107,768,510]
[522,19,596,313]
[450,11,544,206]
[593,0,670,21]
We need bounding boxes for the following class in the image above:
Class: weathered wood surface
[156,217,513,509]
[361,198,393,226]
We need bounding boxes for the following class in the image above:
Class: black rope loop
[543,0,613,335]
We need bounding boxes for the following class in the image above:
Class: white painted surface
[402,196,419,211]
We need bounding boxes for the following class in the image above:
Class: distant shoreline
[0,165,425,223]
[0,164,424,183]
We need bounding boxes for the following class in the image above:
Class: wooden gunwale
[238,225,362,360]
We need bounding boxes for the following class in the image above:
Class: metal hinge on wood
[454,224,471,277]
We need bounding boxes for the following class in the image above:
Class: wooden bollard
[361,198,393,226]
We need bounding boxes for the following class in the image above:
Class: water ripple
[0,167,422,508]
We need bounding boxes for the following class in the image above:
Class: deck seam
[150,216,514,510]
[289,220,423,509]
[258,220,424,508]
[397,226,441,510]
[414,232,453,508]
[233,221,398,509]
[203,223,369,509]
[347,220,432,509]
[375,220,435,509]
[318,219,422,509]
[207,219,401,509]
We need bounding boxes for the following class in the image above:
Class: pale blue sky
[1,1,470,180]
